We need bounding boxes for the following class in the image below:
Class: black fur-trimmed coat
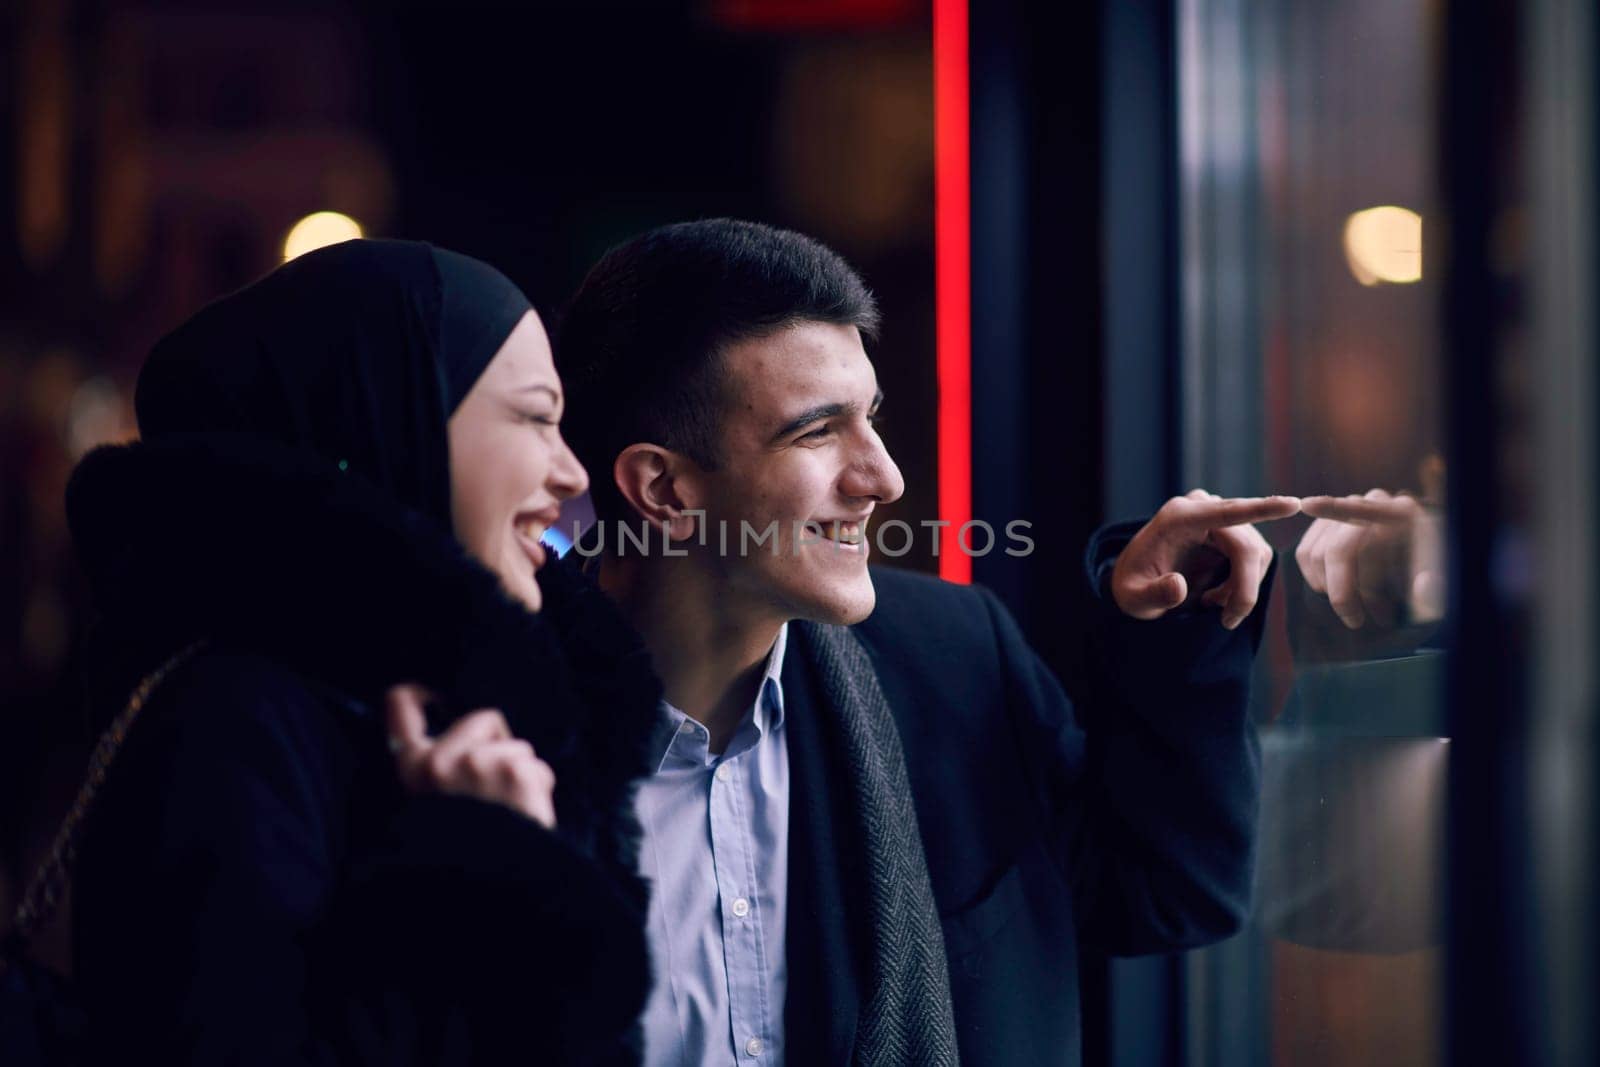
[63,435,663,1065]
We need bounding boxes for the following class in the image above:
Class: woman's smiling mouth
[513,512,558,570]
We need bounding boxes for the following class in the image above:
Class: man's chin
[794,573,878,626]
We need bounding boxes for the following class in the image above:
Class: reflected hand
[1112,490,1301,628]
[385,684,558,828]
[1296,490,1445,629]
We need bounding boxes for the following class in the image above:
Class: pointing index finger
[1175,495,1301,530]
[1301,495,1419,524]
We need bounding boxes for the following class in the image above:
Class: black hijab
[134,238,531,528]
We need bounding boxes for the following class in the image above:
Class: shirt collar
[758,621,788,733]
[651,622,789,772]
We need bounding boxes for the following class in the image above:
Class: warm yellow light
[1343,205,1423,285]
[282,211,363,262]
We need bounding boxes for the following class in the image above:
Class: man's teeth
[825,521,863,545]
[516,519,543,541]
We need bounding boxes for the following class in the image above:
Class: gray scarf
[792,621,961,1067]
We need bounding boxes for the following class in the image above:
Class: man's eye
[798,425,832,442]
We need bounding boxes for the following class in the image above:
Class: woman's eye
[518,411,558,427]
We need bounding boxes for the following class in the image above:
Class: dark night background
[0,0,1108,986]
[13,2,1572,1064]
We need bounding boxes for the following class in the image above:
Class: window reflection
[1178,0,1447,1062]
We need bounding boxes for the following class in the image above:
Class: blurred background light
[542,524,574,557]
[1343,205,1424,285]
[66,376,132,459]
[282,211,363,262]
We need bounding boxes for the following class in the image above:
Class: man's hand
[1296,489,1445,629]
[1111,490,1301,628]
[385,684,559,829]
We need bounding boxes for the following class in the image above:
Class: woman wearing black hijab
[58,240,660,1063]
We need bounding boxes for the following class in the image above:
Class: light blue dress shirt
[635,623,790,1067]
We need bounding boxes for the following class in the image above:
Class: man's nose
[841,433,905,504]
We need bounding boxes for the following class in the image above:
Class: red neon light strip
[934,0,971,584]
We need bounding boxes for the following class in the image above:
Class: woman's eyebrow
[514,384,561,402]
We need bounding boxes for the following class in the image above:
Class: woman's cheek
[527,441,554,494]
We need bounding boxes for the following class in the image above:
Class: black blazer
[784,523,1269,1066]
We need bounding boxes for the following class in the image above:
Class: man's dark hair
[554,218,879,525]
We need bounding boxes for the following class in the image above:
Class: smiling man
[554,219,1295,1067]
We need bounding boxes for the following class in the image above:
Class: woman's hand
[385,684,557,829]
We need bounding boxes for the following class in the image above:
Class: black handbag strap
[0,641,205,973]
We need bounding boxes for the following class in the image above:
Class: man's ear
[613,444,701,541]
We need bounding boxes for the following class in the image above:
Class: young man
[554,219,1296,1067]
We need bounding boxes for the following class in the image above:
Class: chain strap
[1,640,206,973]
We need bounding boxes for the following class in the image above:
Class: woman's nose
[550,433,590,500]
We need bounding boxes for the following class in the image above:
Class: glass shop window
[1176,0,1447,1063]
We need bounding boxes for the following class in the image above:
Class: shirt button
[679,721,695,734]
[715,762,733,783]
[745,1037,764,1057]
[732,897,750,917]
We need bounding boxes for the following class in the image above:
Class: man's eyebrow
[768,389,884,444]
[769,402,850,443]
